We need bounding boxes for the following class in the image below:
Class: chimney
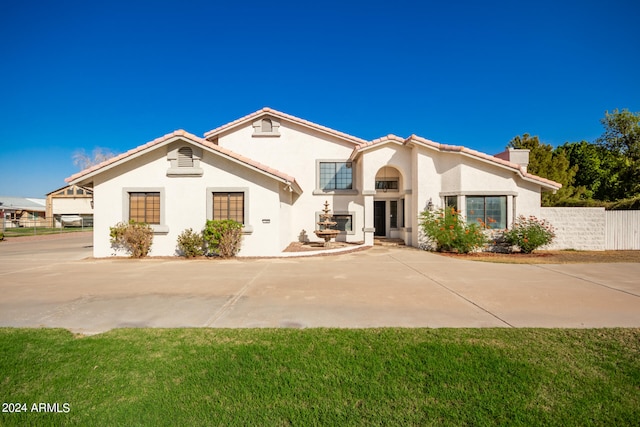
[494,148,530,172]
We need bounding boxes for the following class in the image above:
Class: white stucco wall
[84,113,555,257]
[357,143,413,241]
[410,146,546,247]
[540,207,606,250]
[217,121,366,244]
[91,140,287,257]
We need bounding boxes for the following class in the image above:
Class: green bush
[203,219,243,258]
[419,207,487,253]
[109,220,154,258]
[608,195,640,210]
[0,231,4,241]
[177,228,204,258]
[503,215,555,254]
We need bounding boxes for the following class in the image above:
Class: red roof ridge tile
[66,129,300,189]
[204,107,368,145]
[405,135,562,189]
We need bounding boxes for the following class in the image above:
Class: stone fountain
[314,200,340,247]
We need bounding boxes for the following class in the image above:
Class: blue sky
[1,0,638,197]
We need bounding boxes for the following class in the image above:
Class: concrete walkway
[1,232,639,334]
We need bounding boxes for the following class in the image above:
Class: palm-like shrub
[419,207,487,253]
[503,215,555,253]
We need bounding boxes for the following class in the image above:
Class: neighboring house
[0,197,46,228]
[66,108,561,257]
[46,185,94,227]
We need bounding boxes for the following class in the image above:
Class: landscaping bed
[282,241,364,252]
[439,250,640,264]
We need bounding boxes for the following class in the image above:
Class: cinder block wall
[540,207,606,250]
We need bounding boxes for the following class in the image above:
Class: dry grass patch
[439,250,640,264]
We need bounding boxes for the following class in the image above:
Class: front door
[374,201,386,237]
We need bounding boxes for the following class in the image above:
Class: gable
[405,135,562,191]
[65,130,302,194]
[204,107,367,146]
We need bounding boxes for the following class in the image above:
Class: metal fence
[606,210,640,250]
[1,215,93,237]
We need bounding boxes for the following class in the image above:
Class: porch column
[508,195,515,228]
[363,190,375,246]
[404,190,412,246]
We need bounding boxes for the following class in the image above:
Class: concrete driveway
[1,232,639,335]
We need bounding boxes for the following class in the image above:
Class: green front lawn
[1,328,638,426]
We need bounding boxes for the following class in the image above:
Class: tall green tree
[596,109,640,199]
[560,141,621,201]
[507,134,580,206]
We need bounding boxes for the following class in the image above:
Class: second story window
[319,162,352,191]
[375,180,399,192]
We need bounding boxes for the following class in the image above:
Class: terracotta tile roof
[204,107,368,145]
[65,129,301,193]
[350,133,560,190]
[65,109,560,193]
[355,134,406,149]
[406,135,562,189]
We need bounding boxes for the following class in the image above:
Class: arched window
[252,116,280,137]
[177,147,193,168]
[167,145,202,176]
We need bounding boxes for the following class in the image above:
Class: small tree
[503,215,555,254]
[177,228,205,258]
[202,219,243,258]
[419,207,487,253]
[109,221,154,258]
[72,147,116,170]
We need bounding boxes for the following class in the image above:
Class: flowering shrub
[503,215,555,254]
[109,220,154,258]
[203,219,243,258]
[419,207,487,253]
[177,228,205,258]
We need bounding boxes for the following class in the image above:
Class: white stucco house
[66,108,561,257]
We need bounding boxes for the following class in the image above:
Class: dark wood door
[374,201,386,236]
